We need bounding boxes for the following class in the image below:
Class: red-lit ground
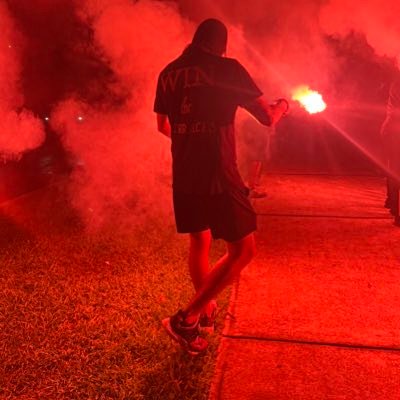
[211,174,400,400]
[1,174,400,399]
[0,182,229,399]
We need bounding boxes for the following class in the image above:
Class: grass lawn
[0,184,229,399]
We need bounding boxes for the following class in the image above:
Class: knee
[229,235,256,264]
[190,230,211,249]
[242,240,256,263]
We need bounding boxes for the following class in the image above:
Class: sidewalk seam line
[257,213,391,220]
[222,333,400,353]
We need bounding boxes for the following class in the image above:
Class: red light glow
[292,85,327,114]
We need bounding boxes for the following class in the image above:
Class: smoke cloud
[51,0,191,228]
[47,0,397,228]
[320,0,400,60]
[0,2,45,161]
[178,0,337,96]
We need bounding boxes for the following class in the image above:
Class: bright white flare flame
[292,85,327,114]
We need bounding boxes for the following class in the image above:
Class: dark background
[1,1,397,201]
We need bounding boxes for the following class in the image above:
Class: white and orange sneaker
[162,310,208,356]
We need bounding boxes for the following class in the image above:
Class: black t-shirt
[154,46,262,194]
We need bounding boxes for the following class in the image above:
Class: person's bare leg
[183,233,256,323]
[188,230,216,316]
[189,230,212,290]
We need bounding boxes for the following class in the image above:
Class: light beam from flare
[292,85,327,114]
[211,26,397,182]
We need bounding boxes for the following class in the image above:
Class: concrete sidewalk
[210,175,400,400]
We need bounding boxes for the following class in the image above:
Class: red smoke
[0,2,45,161]
[320,0,400,60]
[41,0,399,228]
[178,0,337,96]
[51,0,190,228]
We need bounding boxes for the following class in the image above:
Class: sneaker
[162,310,208,355]
[199,301,217,333]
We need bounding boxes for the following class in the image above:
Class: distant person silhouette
[381,63,400,226]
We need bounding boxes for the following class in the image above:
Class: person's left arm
[233,60,288,127]
[243,96,288,127]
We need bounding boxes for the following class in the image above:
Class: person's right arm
[154,70,171,137]
[156,113,171,138]
[243,96,289,127]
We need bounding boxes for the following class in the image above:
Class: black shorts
[173,187,257,242]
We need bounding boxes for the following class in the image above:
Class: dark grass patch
[0,187,229,399]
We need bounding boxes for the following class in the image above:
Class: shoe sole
[161,318,203,356]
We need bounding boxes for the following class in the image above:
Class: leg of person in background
[393,187,400,226]
[385,181,395,208]
[248,127,274,199]
[391,150,400,227]
[383,134,395,209]
[387,177,398,216]
[388,174,400,226]
[248,128,272,199]
[188,230,217,331]
[386,135,400,226]
[248,160,267,198]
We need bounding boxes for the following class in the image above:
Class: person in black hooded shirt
[381,58,400,226]
[154,18,288,355]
